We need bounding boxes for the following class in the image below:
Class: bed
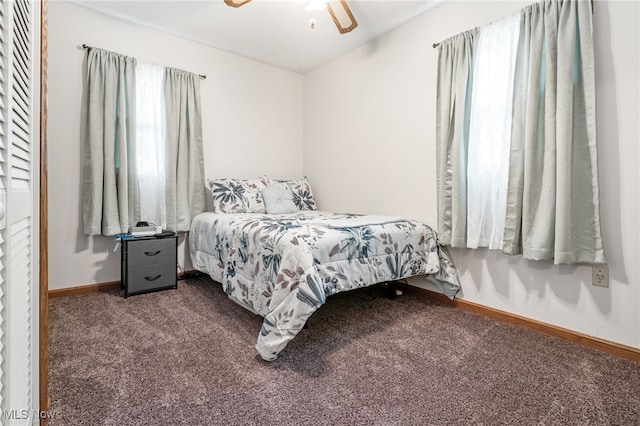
[188,177,461,361]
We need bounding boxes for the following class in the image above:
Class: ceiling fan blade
[327,0,358,34]
[224,0,252,7]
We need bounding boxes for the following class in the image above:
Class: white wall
[303,1,640,349]
[48,1,303,290]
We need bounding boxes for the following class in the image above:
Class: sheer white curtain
[135,62,166,228]
[466,15,520,249]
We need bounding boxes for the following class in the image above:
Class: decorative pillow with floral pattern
[269,177,317,211]
[208,177,269,213]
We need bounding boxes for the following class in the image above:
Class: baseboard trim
[49,270,200,299]
[48,281,121,298]
[406,286,640,363]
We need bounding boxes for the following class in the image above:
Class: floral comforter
[189,211,460,361]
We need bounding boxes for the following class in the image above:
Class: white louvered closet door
[0,0,40,425]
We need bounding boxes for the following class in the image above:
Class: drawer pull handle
[145,275,162,281]
[145,250,161,256]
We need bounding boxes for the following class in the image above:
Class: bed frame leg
[381,281,404,299]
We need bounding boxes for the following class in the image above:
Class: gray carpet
[49,276,639,425]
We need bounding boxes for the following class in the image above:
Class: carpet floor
[49,276,639,425]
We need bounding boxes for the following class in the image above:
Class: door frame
[39,0,49,422]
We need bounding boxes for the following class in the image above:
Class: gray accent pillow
[268,177,318,210]
[262,186,299,214]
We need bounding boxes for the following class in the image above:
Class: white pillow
[262,186,299,214]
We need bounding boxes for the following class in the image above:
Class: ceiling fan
[224,0,358,34]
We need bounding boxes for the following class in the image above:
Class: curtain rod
[81,44,206,80]
[431,0,594,49]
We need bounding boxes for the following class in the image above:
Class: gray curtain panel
[163,68,205,232]
[503,0,605,263]
[83,48,138,236]
[435,30,478,247]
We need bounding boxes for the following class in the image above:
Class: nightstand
[120,233,178,298]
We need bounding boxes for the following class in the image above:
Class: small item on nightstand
[130,225,156,236]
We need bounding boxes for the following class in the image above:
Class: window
[83,48,205,235]
[436,0,604,264]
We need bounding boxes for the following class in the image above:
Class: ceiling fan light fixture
[223,0,358,35]
[327,0,358,34]
[305,0,329,12]
[224,0,252,7]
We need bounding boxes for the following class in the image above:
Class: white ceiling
[70,0,444,73]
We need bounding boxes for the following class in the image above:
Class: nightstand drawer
[127,262,177,294]
[127,238,176,266]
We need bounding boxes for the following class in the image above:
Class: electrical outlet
[592,264,609,288]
